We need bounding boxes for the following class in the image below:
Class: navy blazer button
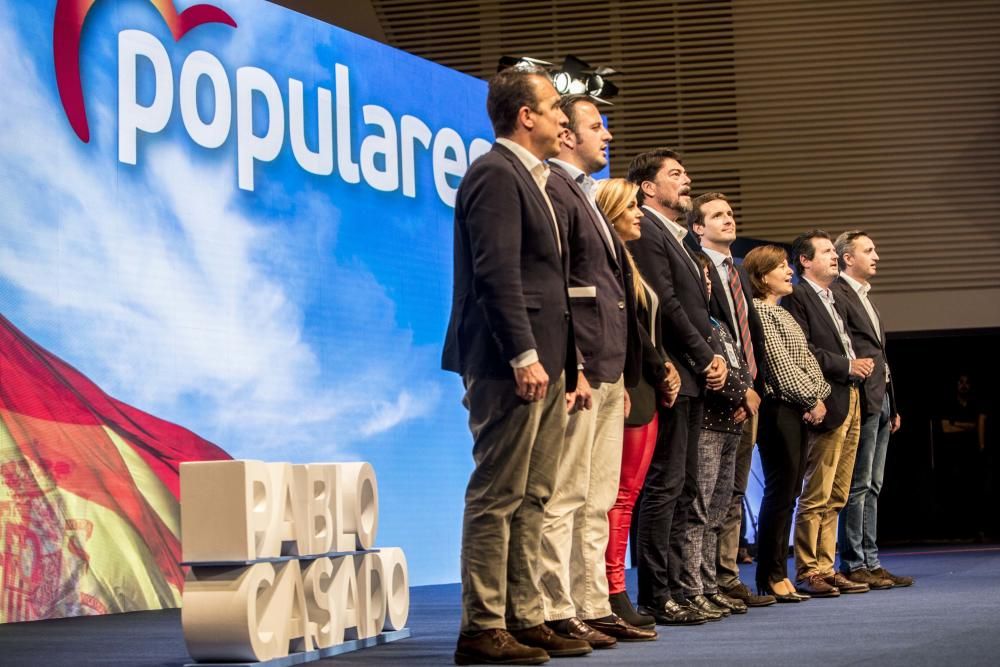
[618,300,626,310]
[564,311,570,320]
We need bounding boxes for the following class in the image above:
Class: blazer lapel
[551,164,618,264]
[495,145,561,256]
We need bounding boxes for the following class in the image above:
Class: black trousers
[636,395,704,606]
[754,398,809,591]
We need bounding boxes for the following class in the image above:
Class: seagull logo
[54,0,237,142]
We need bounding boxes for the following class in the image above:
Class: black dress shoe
[637,599,707,626]
[609,591,655,629]
[706,592,748,615]
[757,582,802,603]
[686,595,728,619]
[455,629,550,665]
[584,614,658,642]
[545,617,616,650]
[511,623,592,657]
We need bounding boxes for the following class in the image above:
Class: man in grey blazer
[443,65,591,665]
[832,230,912,590]
[539,95,654,646]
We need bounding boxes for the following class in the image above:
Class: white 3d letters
[181,460,408,662]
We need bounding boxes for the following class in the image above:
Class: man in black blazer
[782,230,874,598]
[832,231,912,589]
[538,96,654,645]
[686,193,776,610]
[442,65,592,665]
[626,149,728,625]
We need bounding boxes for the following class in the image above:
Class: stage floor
[2,545,999,666]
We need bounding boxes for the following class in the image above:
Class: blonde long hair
[594,178,648,309]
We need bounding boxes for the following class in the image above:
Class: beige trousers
[540,375,625,621]
[460,372,567,632]
[794,386,862,579]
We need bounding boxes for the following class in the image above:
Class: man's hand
[743,388,761,416]
[705,355,728,391]
[733,406,748,424]
[624,389,632,419]
[658,362,681,408]
[803,399,827,425]
[849,357,875,380]
[891,413,902,433]
[515,362,549,402]
[565,371,593,413]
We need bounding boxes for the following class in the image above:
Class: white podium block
[376,547,410,631]
[181,460,281,562]
[182,563,279,662]
[338,462,378,549]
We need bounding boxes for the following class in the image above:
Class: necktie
[724,257,757,380]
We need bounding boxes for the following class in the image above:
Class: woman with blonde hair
[594,178,681,627]
[741,244,830,602]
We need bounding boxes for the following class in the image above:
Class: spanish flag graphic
[0,314,230,623]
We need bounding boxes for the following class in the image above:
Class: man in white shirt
[783,230,874,598]
[832,230,912,589]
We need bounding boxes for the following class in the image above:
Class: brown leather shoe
[455,629,549,665]
[720,581,776,607]
[871,567,914,587]
[546,617,616,649]
[584,614,658,642]
[796,573,841,598]
[512,623,592,657]
[824,572,869,594]
[844,568,892,590]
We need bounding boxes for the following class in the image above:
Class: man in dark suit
[783,230,874,598]
[685,193,776,610]
[832,230,912,589]
[442,65,591,665]
[538,95,655,645]
[626,149,728,625]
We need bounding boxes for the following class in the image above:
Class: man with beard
[626,149,728,625]
[443,65,591,665]
[538,95,657,646]
[833,230,911,589]
[783,230,874,598]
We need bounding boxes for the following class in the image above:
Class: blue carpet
[1,546,998,665]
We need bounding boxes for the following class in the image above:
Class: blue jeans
[838,393,891,572]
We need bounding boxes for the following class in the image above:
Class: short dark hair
[834,229,871,270]
[687,192,728,232]
[790,229,831,274]
[559,95,594,136]
[626,148,682,205]
[742,245,789,298]
[487,66,548,137]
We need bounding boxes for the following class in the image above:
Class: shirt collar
[642,205,687,243]
[840,272,870,297]
[496,138,547,175]
[548,158,586,182]
[701,245,731,269]
[803,276,834,300]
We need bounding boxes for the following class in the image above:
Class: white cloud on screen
[0,5,440,456]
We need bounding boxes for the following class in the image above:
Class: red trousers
[605,412,659,594]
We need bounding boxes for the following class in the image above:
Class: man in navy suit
[538,95,655,645]
[832,230,912,589]
[626,149,728,625]
[443,65,591,665]
[686,192,775,610]
[783,230,874,598]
